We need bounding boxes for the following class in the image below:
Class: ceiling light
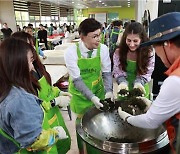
[127,0,130,1]
[128,1,130,4]
[163,0,171,3]
[72,1,74,3]
[99,0,102,2]
[102,2,104,4]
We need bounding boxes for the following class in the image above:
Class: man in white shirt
[118,12,180,154]
[64,18,113,154]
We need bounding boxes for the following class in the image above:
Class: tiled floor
[60,108,79,154]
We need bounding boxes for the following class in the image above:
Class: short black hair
[78,18,102,36]
[28,23,33,27]
[112,20,123,27]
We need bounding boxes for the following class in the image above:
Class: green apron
[126,60,150,98]
[0,105,59,154]
[69,43,105,115]
[38,76,71,154]
[69,43,105,154]
[100,32,105,44]
[109,29,123,52]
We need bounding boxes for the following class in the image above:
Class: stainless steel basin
[76,107,169,154]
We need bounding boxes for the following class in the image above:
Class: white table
[41,50,66,65]
[45,65,67,84]
[47,36,63,44]
[54,43,74,50]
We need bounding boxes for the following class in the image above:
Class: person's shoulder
[1,28,5,32]
[67,43,76,50]
[10,87,35,100]
[100,43,108,50]
[163,76,180,89]
[65,43,77,55]
[4,87,37,109]
[114,48,120,55]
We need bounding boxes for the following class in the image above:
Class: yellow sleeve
[27,129,58,151]
[52,86,61,98]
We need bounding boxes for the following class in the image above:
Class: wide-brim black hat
[141,12,180,47]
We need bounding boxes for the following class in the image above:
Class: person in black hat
[118,12,180,153]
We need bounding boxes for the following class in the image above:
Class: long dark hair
[118,22,152,75]
[11,32,52,91]
[0,38,36,100]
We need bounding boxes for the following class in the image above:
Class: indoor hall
[0,0,180,154]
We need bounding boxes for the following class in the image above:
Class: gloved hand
[118,107,132,121]
[136,96,152,112]
[59,91,72,97]
[117,82,128,93]
[133,82,146,95]
[105,91,114,101]
[55,96,71,108]
[53,126,68,139]
[91,96,103,109]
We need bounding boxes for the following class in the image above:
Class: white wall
[135,0,159,23]
[0,0,17,32]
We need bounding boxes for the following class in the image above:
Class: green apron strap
[0,128,20,147]
[76,43,81,58]
[97,45,100,57]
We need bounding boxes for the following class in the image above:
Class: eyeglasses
[87,34,101,40]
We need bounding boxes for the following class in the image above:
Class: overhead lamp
[163,0,171,3]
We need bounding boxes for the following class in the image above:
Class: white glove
[117,82,128,93]
[55,96,71,108]
[53,126,68,139]
[59,91,72,97]
[133,82,146,95]
[136,96,152,112]
[105,91,114,101]
[91,96,103,109]
[118,107,132,121]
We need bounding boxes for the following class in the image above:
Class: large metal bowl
[76,107,169,154]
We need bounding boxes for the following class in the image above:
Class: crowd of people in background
[0,22,79,59]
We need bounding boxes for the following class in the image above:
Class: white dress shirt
[64,40,111,79]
